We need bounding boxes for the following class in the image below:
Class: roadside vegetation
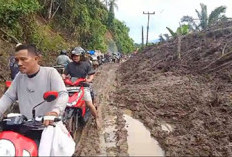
[0,0,134,54]
[0,0,134,82]
[159,3,228,42]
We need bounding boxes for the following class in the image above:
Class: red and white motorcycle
[0,91,60,156]
[63,78,91,140]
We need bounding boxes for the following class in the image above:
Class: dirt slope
[116,21,232,156]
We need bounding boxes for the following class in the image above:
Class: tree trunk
[48,0,54,20]
[51,2,61,19]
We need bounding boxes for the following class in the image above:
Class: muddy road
[75,63,166,156]
[75,63,130,156]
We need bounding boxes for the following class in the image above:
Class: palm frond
[199,3,208,29]
[208,6,227,25]
[109,0,118,10]
[166,27,177,37]
[181,16,198,31]
[195,9,201,21]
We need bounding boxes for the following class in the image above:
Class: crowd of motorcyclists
[0,43,124,156]
[55,48,123,70]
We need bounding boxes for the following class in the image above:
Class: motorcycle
[63,78,91,140]
[0,91,60,156]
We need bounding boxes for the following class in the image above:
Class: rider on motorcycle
[0,44,68,125]
[56,49,71,67]
[61,47,100,128]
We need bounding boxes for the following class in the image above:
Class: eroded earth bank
[76,21,232,156]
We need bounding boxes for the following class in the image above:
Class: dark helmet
[71,47,85,56]
[60,49,67,55]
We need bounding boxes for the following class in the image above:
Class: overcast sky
[115,0,232,43]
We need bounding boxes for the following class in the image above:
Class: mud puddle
[123,114,164,156]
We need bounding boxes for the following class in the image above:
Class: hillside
[116,21,232,156]
[0,0,135,95]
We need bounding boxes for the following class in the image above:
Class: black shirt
[64,61,95,86]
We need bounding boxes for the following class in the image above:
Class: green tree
[181,3,227,31]
[0,0,40,38]
[166,24,190,37]
[0,0,40,28]
[107,0,118,28]
[113,19,134,53]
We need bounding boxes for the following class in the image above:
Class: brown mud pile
[116,21,232,156]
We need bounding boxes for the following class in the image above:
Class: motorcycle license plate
[66,87,80,91]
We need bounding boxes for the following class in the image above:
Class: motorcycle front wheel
[67,113,79,141]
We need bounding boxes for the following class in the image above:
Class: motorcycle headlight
[0,139,16,156]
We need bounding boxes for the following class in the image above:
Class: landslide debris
[115,21,232,156]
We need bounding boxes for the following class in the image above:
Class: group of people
[0,44,100,152]
[56,48,101,70]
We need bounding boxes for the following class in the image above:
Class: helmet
[60,49,67,55]
[71,47,85,56]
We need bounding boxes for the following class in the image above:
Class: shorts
[83,87,92,102]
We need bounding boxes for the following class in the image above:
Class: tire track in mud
[74,63,128,156]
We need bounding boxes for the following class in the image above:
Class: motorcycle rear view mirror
[5,81,12,88]
[32,91,59,119]
[43,91,59,102]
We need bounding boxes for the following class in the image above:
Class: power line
[143,11,155,45]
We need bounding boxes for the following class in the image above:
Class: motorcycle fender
[0,131,38,156]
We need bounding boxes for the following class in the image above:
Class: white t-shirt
[0,67,68,118]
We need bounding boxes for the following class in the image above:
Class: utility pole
[142,26,144,48]
[143,11,155,45]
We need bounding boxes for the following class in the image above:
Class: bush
[0,0,40,28]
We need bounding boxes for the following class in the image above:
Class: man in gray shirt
[0,44,68,126]
[56,49,71,67]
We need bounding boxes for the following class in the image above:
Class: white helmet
[71,47,85,56]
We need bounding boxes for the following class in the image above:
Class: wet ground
[115,22,232,156]
[75,63,168,156]
[124,113,164,156]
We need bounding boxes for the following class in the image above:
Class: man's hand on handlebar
[43,111,58,126]
[62,74,71,80]
[85,78,92,83]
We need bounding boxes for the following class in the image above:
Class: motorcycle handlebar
[0,115,62,127]
[64,78,86,86]
[37,116,62,122]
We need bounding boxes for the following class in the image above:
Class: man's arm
[50,68,68,115]
[62,63,70,79]
[85,61,95,83]
[86,74,94,83]
[0,78,17,118]
[66,55,72,62]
